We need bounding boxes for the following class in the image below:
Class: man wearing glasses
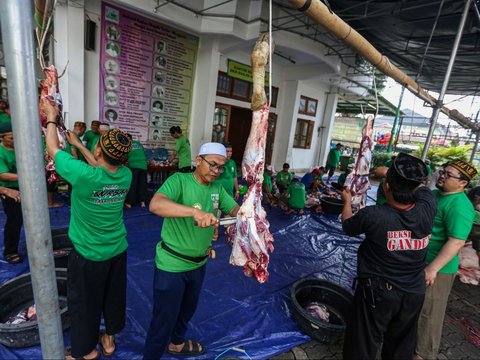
[415,159,477,360]
[144,142,239,359]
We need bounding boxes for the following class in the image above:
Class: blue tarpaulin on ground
[0,184,377,359]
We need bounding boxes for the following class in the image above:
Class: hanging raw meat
[227,34,274,283]
[344,115,374,209]
[36,7,67,184]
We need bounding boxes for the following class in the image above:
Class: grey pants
[415,273,456,359]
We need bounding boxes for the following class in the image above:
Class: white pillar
[273,80,299,170]
[189,36,220,154]
[317,92,338,166]
[54,2,85,129]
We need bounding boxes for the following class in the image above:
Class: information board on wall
[99,2,199,148]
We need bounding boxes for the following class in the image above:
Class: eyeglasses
[438,169,462,180]
[200,156,225,173]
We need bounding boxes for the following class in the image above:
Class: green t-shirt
[83,130,100,151]
[90,137,100,153]
[215,159,237,196]
[54,151,132,261]
[0,111,11,124]
[276,170,292,187]
[427,190,475,274]
[128,141,147,170]
[338,172,347,186]
[155,172,237,272]
[376,179,386,205]
[71,134,86,162]
[287,181,306,209]
[0,145,18,188]
[327,148,341,167]
[263,171,273,192]
[175,135,192,169]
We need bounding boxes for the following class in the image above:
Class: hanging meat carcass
[344,115,374,210]
[227,34,274,283]
[39,66,68,184]
[35,4,68,184]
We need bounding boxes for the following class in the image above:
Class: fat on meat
[344,115,374,209]
[227,104,274,283]
[39,65,67,184]
[458,242,480,285]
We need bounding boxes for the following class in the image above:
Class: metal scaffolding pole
[421,0,472,161]
[0,0,64,358]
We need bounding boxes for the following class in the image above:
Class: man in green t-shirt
[276,162,292,193]
[262,165,276,207]
[415,159,477,360]
[325,143,342,183]
[284,179,306,214]
[125,136,148,208]
[169,126,192,172]
[0,121,23,264]
[82,120,100,151]
[45,101,132,360]
[0,100,11,124]
[214,144,239,200]
[144,142,239,359]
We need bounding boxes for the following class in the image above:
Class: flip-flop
[98,330,116,357]
[65,346,100,360]
[5,253,23,264]
[167,339,205,356]
[48,202,64,208]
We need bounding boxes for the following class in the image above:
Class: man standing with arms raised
[44,101,132,360]
[415,159,477,360]
[143,142,239,359]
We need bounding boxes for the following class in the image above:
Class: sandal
[5,253,23,264]
[65,346,100,360]
[98,330,116,357]
[167,339,205,356]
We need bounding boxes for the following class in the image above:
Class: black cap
[386,153,428,192]
[283,163,290,168]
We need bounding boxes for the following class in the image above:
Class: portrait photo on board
[151,100,164,113]
[104,108,118,122]
[105,24,121,41]
[104,75,119,90]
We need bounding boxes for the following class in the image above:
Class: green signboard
[227,59,269,85]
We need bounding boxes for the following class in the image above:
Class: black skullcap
[386,153,428,192]
[100,128,132,161]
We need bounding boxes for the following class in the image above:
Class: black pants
[67,249,127,357]
[343,278,425,360]
[2,196,23,256]
[126,168,148,205]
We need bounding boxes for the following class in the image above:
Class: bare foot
[140,202,146,208]
[124,203,132,208]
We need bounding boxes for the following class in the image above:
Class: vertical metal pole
[0,0,64,358]
[470,132,479,163]
[421,0,472,161]
[387,86,405,152]
[470,110,480,163]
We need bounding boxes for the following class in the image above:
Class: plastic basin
[51,227,72,268]
[320,197,344,214]
[0,268,70,347]
[291,278,352,343]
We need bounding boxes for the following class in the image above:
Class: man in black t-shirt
[341,153,437,360]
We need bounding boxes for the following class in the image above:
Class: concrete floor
[272,278,480,359]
